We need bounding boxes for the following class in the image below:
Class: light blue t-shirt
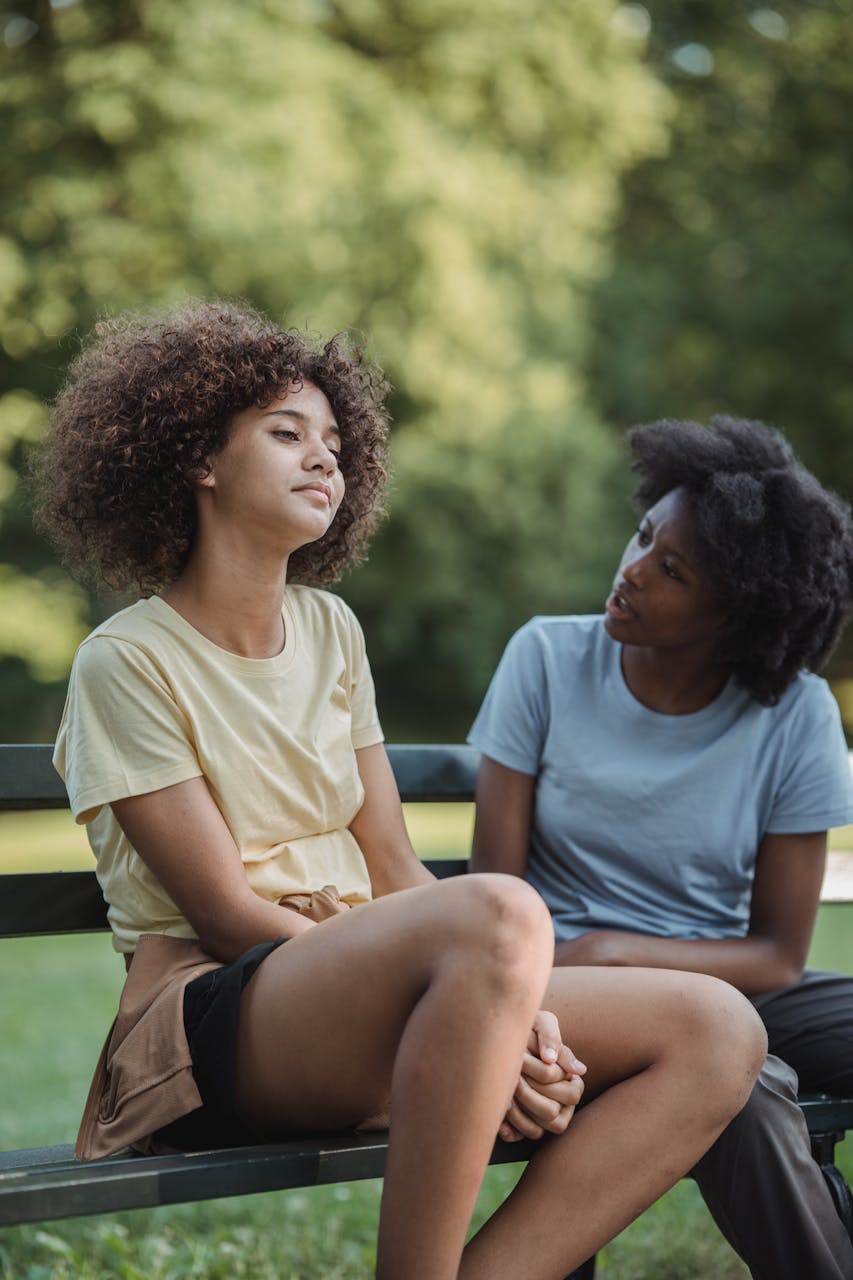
[468,615,853,942]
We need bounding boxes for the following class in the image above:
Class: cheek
[327,477,345,519]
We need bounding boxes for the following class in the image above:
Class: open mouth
[606,590,635,620]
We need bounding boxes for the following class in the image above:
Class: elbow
[759,946,805,994]
[745,930,806,994]
[772,937,808,990]
[775,957,805,990]
[191,899,259,964]
[194,923,243,965]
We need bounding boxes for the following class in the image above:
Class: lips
[295,483,332,504]
[605,587,637,620]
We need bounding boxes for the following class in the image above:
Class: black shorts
[157,937,286,1150]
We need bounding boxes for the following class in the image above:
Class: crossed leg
[235,874,554,1280]
[235,876,767,1280]
[460,965,767,1279]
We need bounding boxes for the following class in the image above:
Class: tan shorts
[76,934,220,1160]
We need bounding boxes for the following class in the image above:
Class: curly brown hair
[34,299,390,592]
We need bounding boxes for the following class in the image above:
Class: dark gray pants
[692,970,853,1280]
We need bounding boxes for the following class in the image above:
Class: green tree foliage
[587,1,853,485]
[0,0,667,736]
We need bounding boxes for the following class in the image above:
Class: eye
[635,524,651,547]
[273,428,300,442]
[662,558,683,582]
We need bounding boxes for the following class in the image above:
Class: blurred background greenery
[2,8,852,1273]
[1,0,852,743]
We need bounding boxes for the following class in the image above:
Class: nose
[621,548,647,588]
[306,436,339,474]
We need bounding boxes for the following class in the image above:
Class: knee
[677,976,768,1119]
[703,976,768,1073]
[454,874,554,991]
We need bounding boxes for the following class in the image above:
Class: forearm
[369,850,435,897]
[197,890,316,963]
[553,930,803,996]
[350,744,437,897]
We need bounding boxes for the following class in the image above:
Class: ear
[189,460,215,490]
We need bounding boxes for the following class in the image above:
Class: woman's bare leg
[461,966,767,1280]
[234,874,554,1280]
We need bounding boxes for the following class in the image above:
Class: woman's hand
[499,1011,586,1142]
[554,929,640,967]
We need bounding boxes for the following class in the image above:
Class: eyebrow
[263,408,341,437]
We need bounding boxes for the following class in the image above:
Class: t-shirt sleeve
[467,622,548,776]
[341,606,384,750]
[53,635,203,824]
[765,679,853,833]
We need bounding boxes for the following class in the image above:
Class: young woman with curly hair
[470,416,853,1279]
[37,306,766,1280]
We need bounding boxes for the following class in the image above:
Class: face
[604,487,727,651]
[199,381,345,551]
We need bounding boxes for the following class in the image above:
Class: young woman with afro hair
[36,304,766,1280]
[470,416,853,1279]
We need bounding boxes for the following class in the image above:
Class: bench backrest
[0,743,478,939]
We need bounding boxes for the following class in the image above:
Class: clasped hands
[354,1011,585,1141]
[499,1010,586,1143]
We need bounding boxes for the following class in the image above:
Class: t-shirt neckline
[603,623,738,729]
[149,593,298,675]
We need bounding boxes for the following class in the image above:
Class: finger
[514,1077,582,1136]
[520,1074,585,1109]
[503,1099,545,1141]
[498,1118,525,1143]
[532,1009,561,1065]
[520,1050,566,1085]
[513,1076,563,1128]
[555,1042,587,1077]
[542,1102,578,1136]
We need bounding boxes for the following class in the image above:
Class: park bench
[1,741,852,1280]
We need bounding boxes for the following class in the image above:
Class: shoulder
[72,599,167,675]
[768,670,845,747]
[509,614,605,664]
[287,584,361,633]
[490,615,606,701]
[286,585,368,664]
[772,670,843,730]
[749,670,848,776]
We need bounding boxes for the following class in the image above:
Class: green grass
[1,813,850,1277]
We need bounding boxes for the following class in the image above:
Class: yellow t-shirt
[53,586,384,953]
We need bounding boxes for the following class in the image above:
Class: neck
[163,537,290,659]
[620,644,729,715]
